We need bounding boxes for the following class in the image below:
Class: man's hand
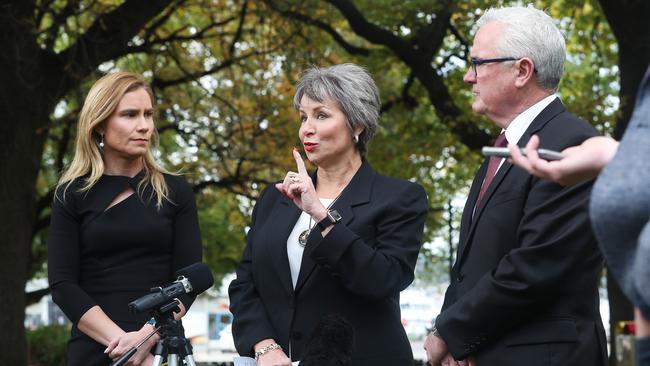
[441,352,470,366]
[424,331,448,366]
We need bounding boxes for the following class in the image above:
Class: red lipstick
[303,142,318,152]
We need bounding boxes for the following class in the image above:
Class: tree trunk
[0,1,175,362]
[0,2,51,362]
[0,109,45,364]
[598,0,650,138]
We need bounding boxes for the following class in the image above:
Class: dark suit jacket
[228,161,428,365]
[437,99,608,366]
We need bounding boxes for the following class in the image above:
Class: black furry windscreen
[299,314,355,366]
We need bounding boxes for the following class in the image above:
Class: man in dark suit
[424,5,608,366]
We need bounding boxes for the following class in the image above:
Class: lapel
[458,160,488,247]
[456,98,566,266]
[265,192,302,296]
[294,160,375,292]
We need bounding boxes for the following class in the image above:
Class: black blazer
[437,99,608,365]
[229,161,428,365]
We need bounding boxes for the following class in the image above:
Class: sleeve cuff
[50,283,98,325]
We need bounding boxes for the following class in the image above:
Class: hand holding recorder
[504,135,619,186]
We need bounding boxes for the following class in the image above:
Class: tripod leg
[151,341,165,366]
[183,354,197,366]
[179,339,196,366]
[168,353,179,366]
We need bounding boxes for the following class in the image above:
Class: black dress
[48,172,202,366]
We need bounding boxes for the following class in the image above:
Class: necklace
[298,192,343,247]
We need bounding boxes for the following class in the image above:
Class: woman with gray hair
[229,63,428,365]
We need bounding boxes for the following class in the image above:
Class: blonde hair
[58,72,172,208]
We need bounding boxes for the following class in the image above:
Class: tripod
[151,300,196,366]
[111,299,196,366]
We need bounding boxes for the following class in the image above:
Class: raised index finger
[293,148,308,176]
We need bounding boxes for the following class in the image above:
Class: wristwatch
[316,209,342,230]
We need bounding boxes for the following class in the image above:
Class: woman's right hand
[254,339,292,366]
[257,349,292,366]
[275,149,328,222]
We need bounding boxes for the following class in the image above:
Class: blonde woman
[48,72,202,365]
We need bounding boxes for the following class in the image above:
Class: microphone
[299,314,354,366]
[128,262,214,314]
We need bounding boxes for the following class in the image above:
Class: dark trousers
[637,336,650,366]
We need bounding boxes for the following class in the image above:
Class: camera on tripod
[110,263,214,366]
[129,276,190,314]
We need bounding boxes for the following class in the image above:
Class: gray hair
[477,5,566,91]
[293,63,381,157]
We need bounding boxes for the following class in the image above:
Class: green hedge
[27,324,69,366]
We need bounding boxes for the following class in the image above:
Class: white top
[474,94,558,216]
[497,94,559,172]
[504,94,558,146]
[287,198,334,288]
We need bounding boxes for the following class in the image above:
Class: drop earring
[353,135,359,143]
[99,134,105,148]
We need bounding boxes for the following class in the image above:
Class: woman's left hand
[275,148,327,220]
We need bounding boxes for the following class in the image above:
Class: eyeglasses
[469,57,520,77]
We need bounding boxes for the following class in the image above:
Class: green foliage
[33,0,623,289]
[550,0,619,134]
[197,188,251,285]
[26,324,69,366]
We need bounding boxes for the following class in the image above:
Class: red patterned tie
[476,133,507,207]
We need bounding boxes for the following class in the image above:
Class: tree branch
[42,0,83,51]
[381,72,417,113]
[140,0,187,44]
[229,0,249,56]
[324,0,490,149]
[448,20,470,57]
[58,0,177,88]
[265,0,370,56]
[151,30,297,90]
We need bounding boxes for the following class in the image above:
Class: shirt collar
[504,94,558,145]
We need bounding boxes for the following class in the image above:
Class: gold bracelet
[254,343,282,360]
